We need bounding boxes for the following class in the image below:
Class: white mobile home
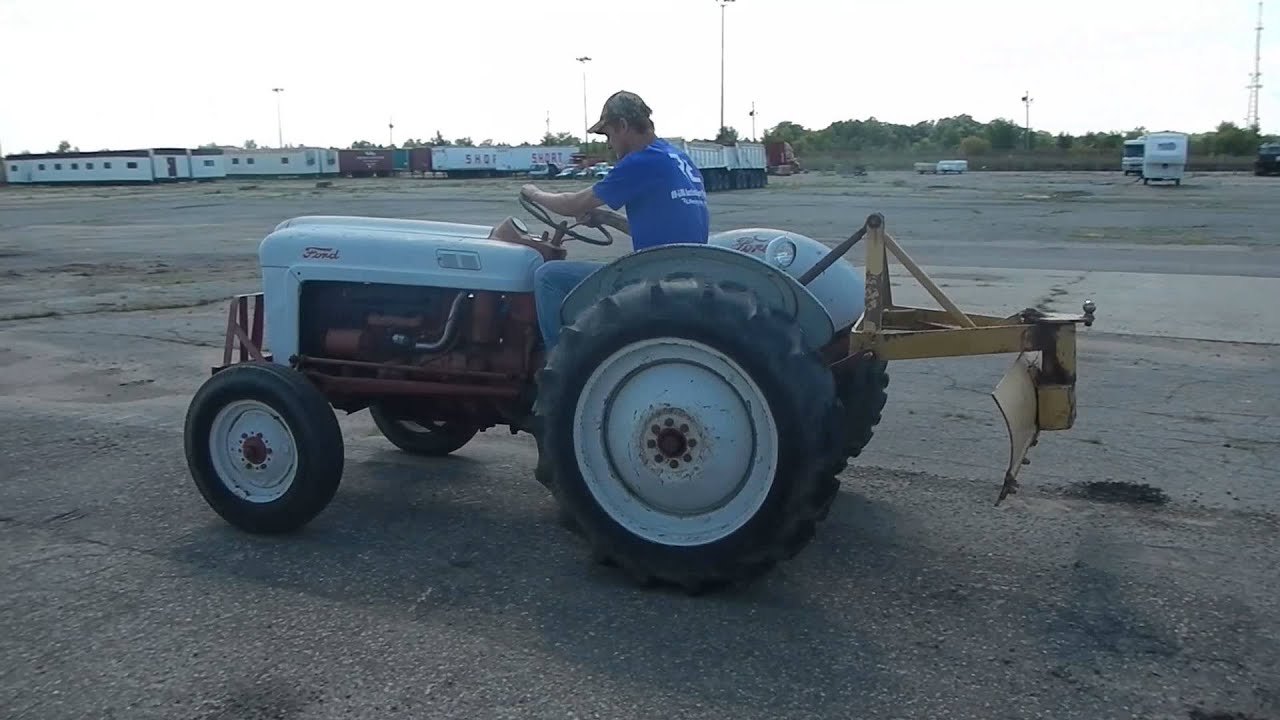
[190,148,227,180]
[151,148,193,182]
[224,147,338,178]
[3,150,155,184]
[1142,132,1188,185]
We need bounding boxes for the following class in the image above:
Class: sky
[1,0,1277,154]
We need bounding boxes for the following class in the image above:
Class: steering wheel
[519,193,615,247]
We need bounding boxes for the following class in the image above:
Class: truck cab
[1122,137,1145,175]
[1255,143,1280,176]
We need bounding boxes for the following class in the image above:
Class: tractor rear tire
[184,361,345,534]
[369,404,478,457]
[533,278,845,594]
[814,352,891,520]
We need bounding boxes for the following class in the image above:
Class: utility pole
[576,56,591,144]
[271,88,285,148]
[546,110,551,137]
[749,101,757,141]
[1021,91,1034,150]
[1247,0,1264,131]
[388,117,395,147]
[717,0,736,133]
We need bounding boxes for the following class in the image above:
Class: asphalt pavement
[1,171,1277,719]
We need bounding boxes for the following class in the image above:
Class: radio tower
[1247,1,1264,131]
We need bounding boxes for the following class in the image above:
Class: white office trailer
[151,148,193,181]
[190,148,227,180]
[223,147,338,178]
[4,150,158,184]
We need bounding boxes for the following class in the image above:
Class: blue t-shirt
[591,139,710,251]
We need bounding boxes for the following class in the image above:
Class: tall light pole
[1021,91,1033,150]
[576,56,591,145]
[271,88,285,148]
[749,101,757,141]
[717,0,736,134]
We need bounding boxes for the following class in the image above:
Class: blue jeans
[533,260,605,352]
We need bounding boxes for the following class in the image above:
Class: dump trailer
[663,137,768,191]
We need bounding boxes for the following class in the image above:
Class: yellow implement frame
[836,213,1097,504]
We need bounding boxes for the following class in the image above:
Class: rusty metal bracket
[216,293,271,372]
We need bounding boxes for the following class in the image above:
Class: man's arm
[521,184,605,219]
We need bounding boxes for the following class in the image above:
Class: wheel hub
[240,434,271,466]
[209,400,298,504]
[644,410,700,469]
[572,338,780,547]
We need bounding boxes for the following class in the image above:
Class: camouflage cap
[587,91,653,134]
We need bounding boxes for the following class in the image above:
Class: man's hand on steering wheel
[519,185,615,247]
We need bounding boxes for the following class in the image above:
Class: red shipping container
[409,147,433,173]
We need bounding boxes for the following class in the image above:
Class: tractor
[184,193,1098,593]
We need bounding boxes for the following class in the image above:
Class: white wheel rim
[208,399,299,504]
[573,337,780,547]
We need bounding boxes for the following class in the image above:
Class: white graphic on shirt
[668,152,704,185]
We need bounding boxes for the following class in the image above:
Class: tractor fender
[560,243,836,352]
[709,228,866,332]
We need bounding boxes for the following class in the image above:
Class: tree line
[759,116,1275,160]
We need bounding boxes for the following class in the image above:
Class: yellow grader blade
[992,352,1041,503]
[842,213,1097,504]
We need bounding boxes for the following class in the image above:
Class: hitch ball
[1082,299,1097,326]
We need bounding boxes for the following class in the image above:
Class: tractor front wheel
[369,404,478,457]
[184,362,345,534]
[534,279,844,593]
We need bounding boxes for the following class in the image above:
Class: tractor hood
[258,216,546,294]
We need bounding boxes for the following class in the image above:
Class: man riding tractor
[520,90,711,351]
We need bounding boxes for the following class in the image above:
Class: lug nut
[669,460,679,468]
[683,454,692,462]
[664,418,674,427]
[680,424,689,433]
[647,439,656,448]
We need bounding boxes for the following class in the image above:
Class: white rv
[1122,137,1145,175]
[1141,132,1188,185]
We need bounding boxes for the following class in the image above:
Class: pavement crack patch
[1067,480,1168,506]
[1034,273,1088,312]
[46,508,88,524]
[35,328,221,349]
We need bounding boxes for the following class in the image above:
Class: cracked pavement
[0,171,1277,719]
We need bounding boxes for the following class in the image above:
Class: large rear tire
[814,352,891,520]
[369,404,478,457]
[184,362,345,534]
[533,278,845,593]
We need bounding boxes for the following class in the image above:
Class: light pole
[717,0,736,134]
[576,56,591,145]
[1021,91,1033,150]
[749,101,757,141]
[272,88,285,148]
